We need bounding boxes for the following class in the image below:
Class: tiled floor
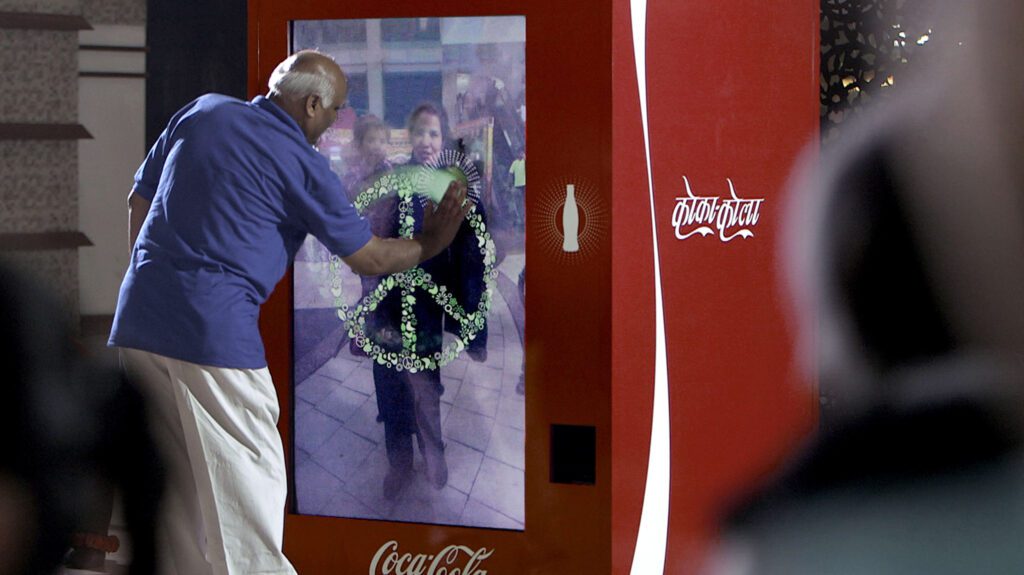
[293,252,526,530]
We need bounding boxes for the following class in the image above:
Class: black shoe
[64,547,107,572]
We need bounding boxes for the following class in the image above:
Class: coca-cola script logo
[671,176,764,242]
[370,540,494,575]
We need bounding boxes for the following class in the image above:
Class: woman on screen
[368,102,489,500]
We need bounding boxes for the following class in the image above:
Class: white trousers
[121,348,298,575]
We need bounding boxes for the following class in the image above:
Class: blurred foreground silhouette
[0,265,163,575]
[709,2,1024,573]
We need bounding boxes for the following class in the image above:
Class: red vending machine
[252,0,818,572]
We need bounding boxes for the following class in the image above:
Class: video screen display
[291,16,526,530]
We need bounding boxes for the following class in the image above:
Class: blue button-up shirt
[110,94,370,368]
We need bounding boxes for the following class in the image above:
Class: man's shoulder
[178,94,262,124]
[167,94,252,129]
[179,94,293,141]
[194,93,247,108]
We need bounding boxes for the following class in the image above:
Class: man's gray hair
[268,51,337,108]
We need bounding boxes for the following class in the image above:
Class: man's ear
[304,94,320,118]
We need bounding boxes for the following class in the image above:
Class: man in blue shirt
[110,51,469,575]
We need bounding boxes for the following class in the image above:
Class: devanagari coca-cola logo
[369,540,494,575]
[671,176,764,242]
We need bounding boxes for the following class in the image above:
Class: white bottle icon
[562,184,580,252]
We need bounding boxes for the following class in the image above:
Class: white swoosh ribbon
[629,0,671,573]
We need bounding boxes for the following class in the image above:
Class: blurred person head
[408,102,451,165]
[0,266,162,575]
[783,0,1024,417]
[268,50,349,145]
[708,3,1024,572]
[353,114,388,165]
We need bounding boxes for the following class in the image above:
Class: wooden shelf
[79,72,147,79]
[79,44,147,52]
[0,123,93,140]
[0,231,93,251]
[0,11,92,31]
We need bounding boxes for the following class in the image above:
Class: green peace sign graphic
[329,165,496,374]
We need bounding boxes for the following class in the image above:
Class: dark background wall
[146,0,247,148]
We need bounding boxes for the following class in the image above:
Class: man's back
[109,94,370,369]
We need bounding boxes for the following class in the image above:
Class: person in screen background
[508,147,526,230]
[342,114,397,357]
[108,50,470,575]
[342,113,393,202]
[708,2,1024,573]
[368,102,490,500]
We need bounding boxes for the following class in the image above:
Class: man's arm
[128,189,151,250]
[343,180,471,276]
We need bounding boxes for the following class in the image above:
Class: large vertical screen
[291,16,526,531]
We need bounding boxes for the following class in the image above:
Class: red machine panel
[611,0,818,573]
[254,0,817,572]
[254,1,611,573]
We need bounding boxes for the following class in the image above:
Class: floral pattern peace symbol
[329,157,496,373]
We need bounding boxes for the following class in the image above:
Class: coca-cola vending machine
[254,0,818,572]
